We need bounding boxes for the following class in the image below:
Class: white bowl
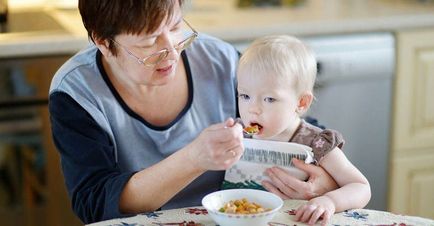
[202,189,283,226]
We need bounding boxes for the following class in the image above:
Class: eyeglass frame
[111,19,198,67]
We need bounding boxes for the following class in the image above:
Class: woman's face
[237,70,301,141]
[106,2,185,87]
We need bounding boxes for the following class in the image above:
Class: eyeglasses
[112,19,198,67]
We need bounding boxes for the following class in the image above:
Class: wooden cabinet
[0,55,81,226]
[389,29,434,219]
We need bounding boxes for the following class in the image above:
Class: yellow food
[218,198,270,214]
[244,125,259,134]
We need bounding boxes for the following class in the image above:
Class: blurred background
[1,0,434,225]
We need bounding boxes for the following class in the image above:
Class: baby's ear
[296,92,313,115]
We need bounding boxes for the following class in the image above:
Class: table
[88,200,434,226]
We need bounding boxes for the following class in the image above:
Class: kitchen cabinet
[0,55,81,226]
[389,28,434,219]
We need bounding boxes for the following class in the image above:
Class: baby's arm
[295,147,371,225]
[320,147,371,211]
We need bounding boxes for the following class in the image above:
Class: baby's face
[237,70,301,141]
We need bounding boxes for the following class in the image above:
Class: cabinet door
[0,56,81,226]
[389,29,434,219]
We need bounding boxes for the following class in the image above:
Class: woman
[49,0,337,224]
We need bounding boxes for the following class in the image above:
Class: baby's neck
[286,117,302,141]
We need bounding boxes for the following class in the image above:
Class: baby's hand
[295,196,335,225]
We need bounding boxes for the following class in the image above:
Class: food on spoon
[218,198,270,214]
[244,124,260,135]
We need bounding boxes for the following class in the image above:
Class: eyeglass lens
[143,34,196,66]
[144,52,169,66]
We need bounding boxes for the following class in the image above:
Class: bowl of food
[202,189,283,226]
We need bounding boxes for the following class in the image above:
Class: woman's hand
[186,118,244,171]
[262,158,338,200]
[295,195,335,226]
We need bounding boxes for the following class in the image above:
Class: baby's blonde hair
[238,35,317,96]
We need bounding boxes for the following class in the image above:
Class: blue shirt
[49,34,239,223]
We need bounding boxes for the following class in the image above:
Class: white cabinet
[389,29,434,219]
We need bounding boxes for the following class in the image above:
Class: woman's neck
[102,54,189,126]
[102,56,167,99]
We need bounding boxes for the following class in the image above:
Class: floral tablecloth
[88,200,434,226]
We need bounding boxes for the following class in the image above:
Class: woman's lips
[156,65,173,73]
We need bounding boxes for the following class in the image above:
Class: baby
[237,35,371,225]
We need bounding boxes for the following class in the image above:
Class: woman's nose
[159,31,177,51]
[158,31,179,59]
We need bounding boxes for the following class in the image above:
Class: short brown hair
[78,0,184,55]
